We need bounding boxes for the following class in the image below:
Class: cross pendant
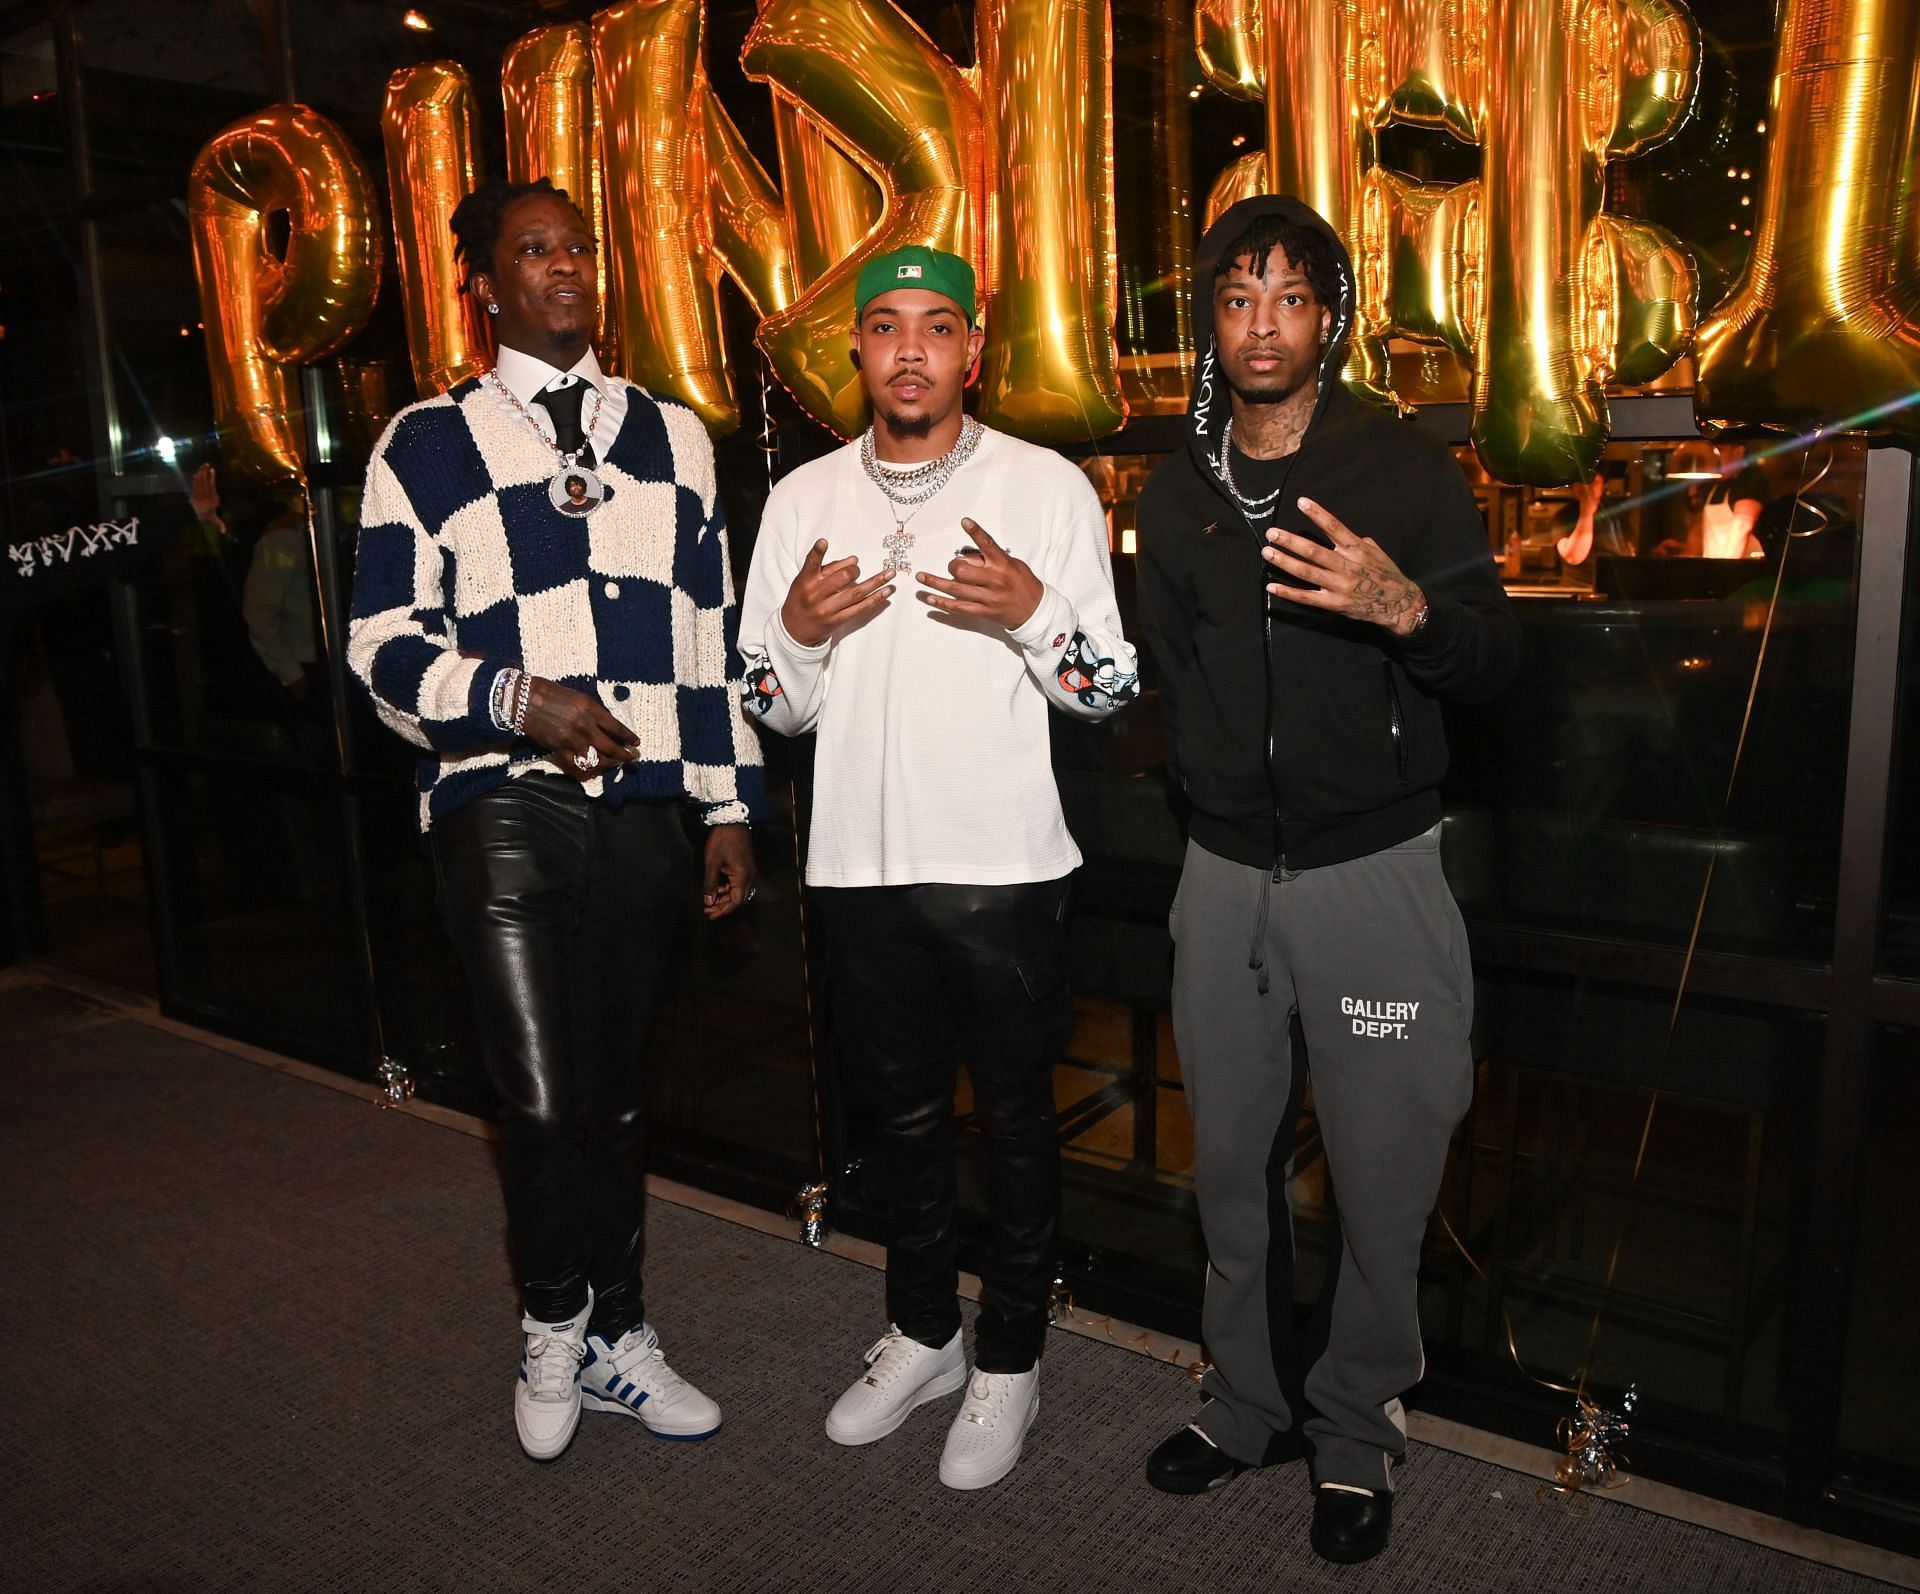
[882,522,914,574]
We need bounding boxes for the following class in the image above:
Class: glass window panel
[1424,971,1818,1444]
[1442,437,1861,960]
[151,761,360,1058]
[1837,1028,1920,1507]
[1878,487,1920,977]
[125,507,338,769]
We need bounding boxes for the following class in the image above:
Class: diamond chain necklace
[860,415,984,573]
[1219,416,1283,521]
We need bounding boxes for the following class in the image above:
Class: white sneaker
[515,1301,590,1461]
[938,1367,1040,1491]
[580,1322,722,1440]
[823,1325,967,1446]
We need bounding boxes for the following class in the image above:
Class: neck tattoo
[859,416,984,573]
[1221,382,1319,522]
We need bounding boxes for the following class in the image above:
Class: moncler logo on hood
[1194,343,1217,438]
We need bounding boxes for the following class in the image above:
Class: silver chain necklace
[487,371,607,518]
[1219,417,1283,520]
[860,415,984,573]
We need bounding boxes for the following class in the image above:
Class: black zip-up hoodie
[1137,196,1522,872]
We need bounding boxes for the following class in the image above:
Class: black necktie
[532,381,596,468]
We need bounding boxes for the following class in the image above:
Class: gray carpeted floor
[0,996,1894,1593]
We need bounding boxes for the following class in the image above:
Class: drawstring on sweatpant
[1248,874,1272,995]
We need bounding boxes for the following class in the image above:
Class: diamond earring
[488,303,500,314]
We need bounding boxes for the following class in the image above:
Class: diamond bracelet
[490,667,534,735]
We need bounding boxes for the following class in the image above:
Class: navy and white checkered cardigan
[346,375,768,832]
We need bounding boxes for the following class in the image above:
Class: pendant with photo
[550,466,604,518]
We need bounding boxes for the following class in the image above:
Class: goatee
[1226,374,1305,408]
[879,407,936,440]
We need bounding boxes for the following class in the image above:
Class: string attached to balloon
[1048,1276,1208,1384]
[1437,439,1836,1503]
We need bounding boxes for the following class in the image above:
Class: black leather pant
[819,878,1073,1373]
[431,776,690,1336]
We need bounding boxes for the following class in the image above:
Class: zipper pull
[1271,858,1286,883]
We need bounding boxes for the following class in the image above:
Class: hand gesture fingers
[823,566,896,623]
[959,516,1005,561]
[1258,500,1427,635]
[781,544,893,645]
[917,524,1043,628]
[1296,496,1361,547]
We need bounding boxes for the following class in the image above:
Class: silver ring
[573,747,600,771]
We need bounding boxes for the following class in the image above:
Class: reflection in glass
[134,480,336,769]
[154,766,358,1056]
[1446,436,1862,960]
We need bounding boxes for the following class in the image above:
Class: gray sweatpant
[1171,825,1474,1492]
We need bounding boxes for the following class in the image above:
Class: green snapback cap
[855,244,977,324]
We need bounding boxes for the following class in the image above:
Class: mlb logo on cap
[854,244,978,324]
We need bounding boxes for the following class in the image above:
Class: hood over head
[1186,195,1356,505]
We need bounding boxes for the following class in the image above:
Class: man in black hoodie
[1136,196,1520,1564]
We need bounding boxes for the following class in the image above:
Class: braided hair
[1212,212,1343,316]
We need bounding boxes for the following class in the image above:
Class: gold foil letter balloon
[702,85,800,322]
[1195,0,1265,100]
[1474,0,1698,482]
[1695,0,1920,439]
[187,105,383,480]
[772,92,882,293]
[1251,0,1697,484]
[502,25,615,366]
[743,0,984,438]
[1471,0,1610,482]
[1262,0,1396,405]
[976,0,1124,440]
[594,0,738,432]
[382,63,486,396]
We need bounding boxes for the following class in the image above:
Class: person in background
[1658,442,1768,559]
[189,466,321,706]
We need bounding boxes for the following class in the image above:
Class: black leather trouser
[819,878,1073,1374]
[431,776,690,1337]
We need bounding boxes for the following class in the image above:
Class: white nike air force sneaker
[516,1300,590,1461]
[938,1366,1040,1490]
[824,1324,967,1446]
[580,1322,722,1439]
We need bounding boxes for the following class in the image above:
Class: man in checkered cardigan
[348,177,765,1463]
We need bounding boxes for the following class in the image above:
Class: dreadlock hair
[449,176,583,283]
[1213,213,1344,321]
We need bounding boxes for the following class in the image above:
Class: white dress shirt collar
[491,343,607,409]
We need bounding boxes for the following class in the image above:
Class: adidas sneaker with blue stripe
[581,1323,722,1440]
